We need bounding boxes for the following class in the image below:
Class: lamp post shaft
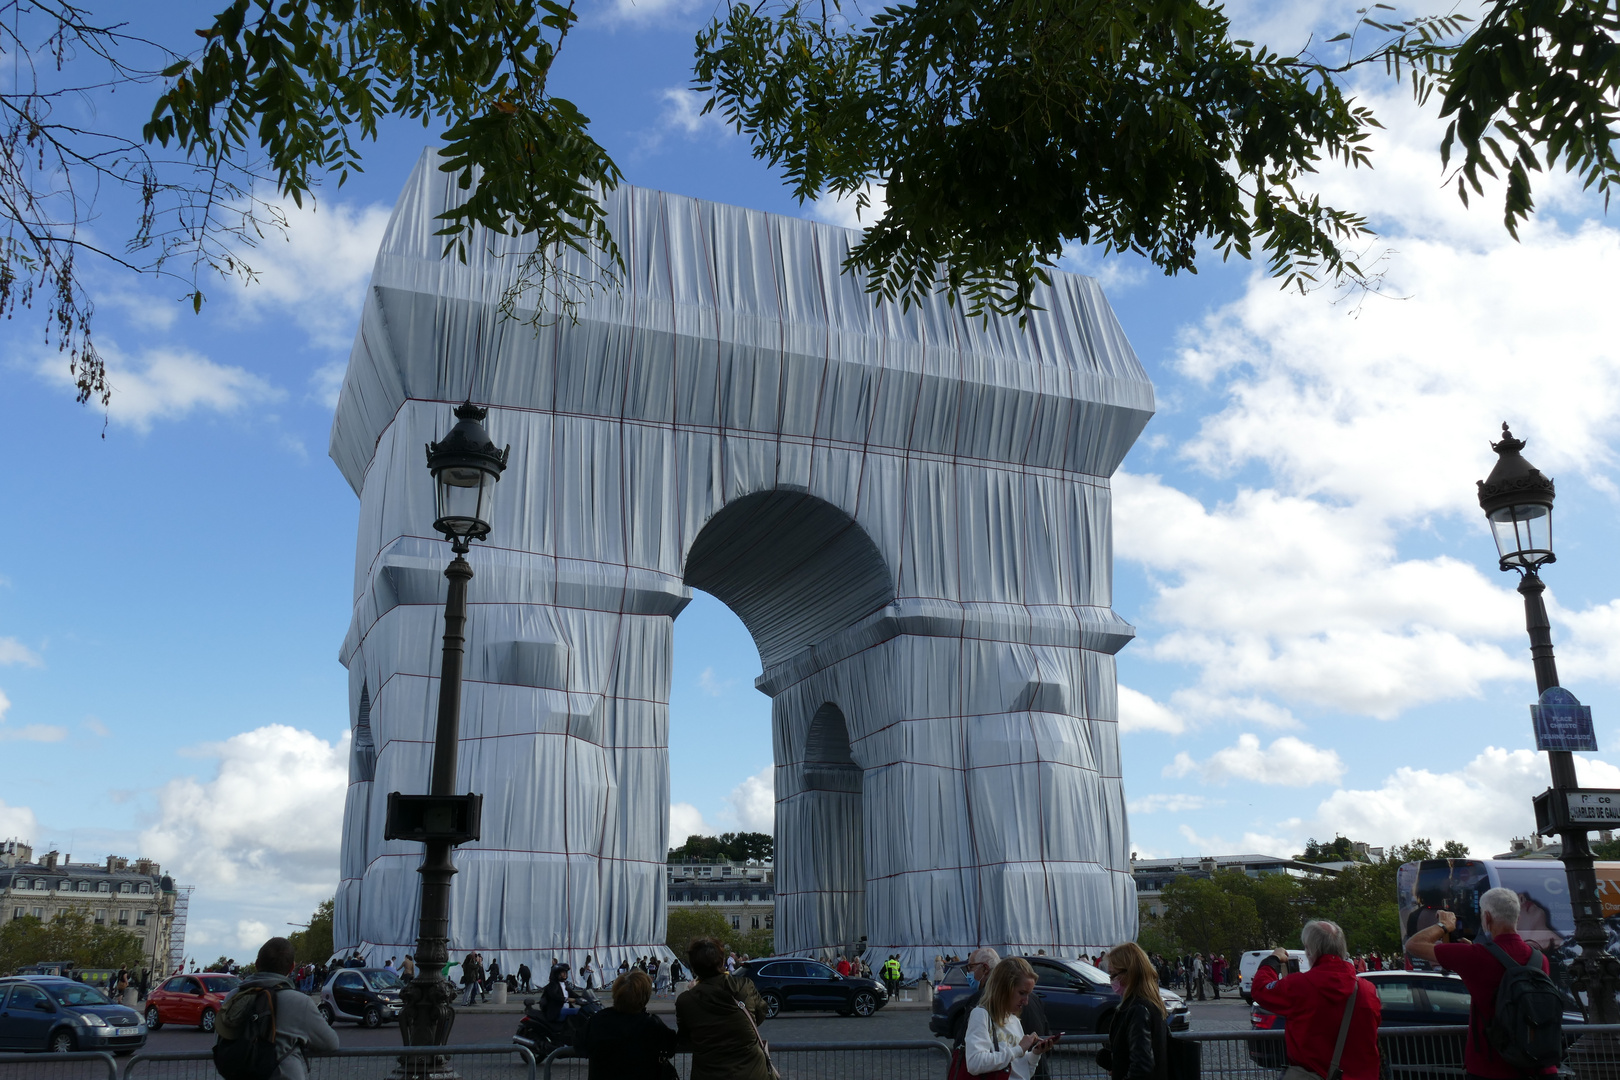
[1519,571,1617,1024]
[398,553,475,1063]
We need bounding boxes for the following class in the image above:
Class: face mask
[1110,976,1126,995]
[966,969,980,989]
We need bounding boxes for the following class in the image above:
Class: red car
[142,973,240,1032]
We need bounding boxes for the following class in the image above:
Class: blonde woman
[964,957,1059,1079]
[1096,943,1168,1080]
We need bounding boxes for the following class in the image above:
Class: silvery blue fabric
[330,150,1155,972]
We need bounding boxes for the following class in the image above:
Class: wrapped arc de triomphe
[329,150,1156,971]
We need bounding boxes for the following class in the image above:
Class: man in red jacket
[1251,920,1383,1080]
[1405,888,1557,1080]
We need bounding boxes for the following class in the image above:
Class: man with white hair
[1406,887,1558,1079]
[1252,920,1382,1080]
[947,947,1052,1072]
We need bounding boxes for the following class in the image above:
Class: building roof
[1130,853,1340,877]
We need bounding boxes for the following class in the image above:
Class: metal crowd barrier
[0,1051,118,1080]
[542,1038,951,1079]
[536,1023,1620,1080]
[122,1042,535,1079]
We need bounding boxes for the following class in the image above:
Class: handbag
[1281,984,1357,1080]
[946,1017,1014,1080]
[735,993,782,1080]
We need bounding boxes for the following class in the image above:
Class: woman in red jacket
[1251,920,1382,1080]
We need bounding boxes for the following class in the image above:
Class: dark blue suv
[735,958,889,1018]
[0,976,147,1054]
[930,957,1189,1039]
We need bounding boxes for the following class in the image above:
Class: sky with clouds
[1,0,1618,959]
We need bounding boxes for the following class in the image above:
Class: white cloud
[1311,747,1620,858]
[0,722,68,743]
[82,717,110,738]
[0,797,38,841]
[697,667,736,697]
[659,89,727,138]
[235,920,273,952]
[669,802,712,847]
[0,638,42,666]
[38,344,285,432]
[140,724,348,911]
[724,766,775,833]
[1166,733,1345,786]
[812,184,888,232]
[597,0,693,24]
[1127,793,1216,814]
[1176,822,1297,859]
[1117,685,1184,734]
[231,197,392,351]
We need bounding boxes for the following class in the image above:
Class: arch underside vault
[328,150,1155,972]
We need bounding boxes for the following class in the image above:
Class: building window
[94,909,106,924]
[58,881,69,892]
[76,882,87,892]
[11,907,21,920]
[118,910,130,925]
[730,915,740,929]
[33,878,45,889]
[32,907,44,919]
[138,883,151,894]
[750,893,759,902]
[119,883,131,894]
[136,911,148,926]
[97,882,109,893]
[700,892,710,902]
[765,915,773,930]
[751,916,760,929]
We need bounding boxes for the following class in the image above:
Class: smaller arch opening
[352,684,377,783]
[804,702,860,793]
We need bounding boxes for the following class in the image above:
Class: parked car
[143,972,241,1032]
[930,957,1190,1040]
[1247,969,1585,1073]
[319,967,405,1027]
[0,975,147,1054]
[733,958,889,1018]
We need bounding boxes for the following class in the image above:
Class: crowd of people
[198,884,1569,1080]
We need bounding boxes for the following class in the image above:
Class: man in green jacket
[675,938,772,1080]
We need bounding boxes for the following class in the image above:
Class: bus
[1398,858,1620,995]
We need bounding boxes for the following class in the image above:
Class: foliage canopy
[0,911,147,974]
[668,832,774,863]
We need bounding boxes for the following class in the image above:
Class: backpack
[212,985,291,1080]
[1482,942,1564,1072]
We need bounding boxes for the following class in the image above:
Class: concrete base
[490,983,507,1005]
[121,989,138,1007]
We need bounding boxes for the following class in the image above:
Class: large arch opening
[683,491,893,668]
[679,492,893,956]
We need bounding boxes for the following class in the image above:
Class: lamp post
[393,402,509,1071]
[1477,423,1618,1025]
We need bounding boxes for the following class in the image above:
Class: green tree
[288,898,335,965]
[1160,875,1262,958]
[668,833,773,863]
[665,907,775,959]
[0,912,145,973]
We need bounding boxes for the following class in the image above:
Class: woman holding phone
[963,957,1060,1078]
[1097,943,1169,1080]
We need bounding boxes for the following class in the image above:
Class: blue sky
[3,0,1620,958]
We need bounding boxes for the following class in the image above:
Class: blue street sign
[1531,686,1598,752]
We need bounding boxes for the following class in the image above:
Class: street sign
[1533,787,1620,834]
[1531,686,1598,752]
[1566,790,1620,825]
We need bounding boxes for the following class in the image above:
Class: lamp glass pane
[1488,502,1552,567]
[435,466,494,537]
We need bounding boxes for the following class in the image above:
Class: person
[668,956,686,994]
[1251,921,1381,1080]
[541,962,575,1023]
[933,955,947,985]
[463,952,485,1005]
[1096,943,1167,1080]
[618,958,631,979]
[964,957,1058,1079]
[216,937,339,1080]
[401,954,416,980]
[882,954,902,997]
[675,937,772,1080]
[582,955,596,990]
[836,954,852,977]
[385,957,397,973]
[518,962,533,993]
[489,958,502,988]
[1191,954,1207,1001]
[1405,888,1558,1080]
[579,969,678,1079]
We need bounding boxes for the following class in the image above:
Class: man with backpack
[213,937,338,1080]
[1406,888,1563,1079]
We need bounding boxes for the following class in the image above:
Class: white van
[1238,949,1309,1003]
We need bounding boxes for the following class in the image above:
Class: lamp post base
[395,977,460,1080]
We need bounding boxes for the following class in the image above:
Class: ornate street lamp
[392,402,508,1072]
[1477,424,1618,1025]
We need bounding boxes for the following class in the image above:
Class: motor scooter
[512,986,602,1060]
